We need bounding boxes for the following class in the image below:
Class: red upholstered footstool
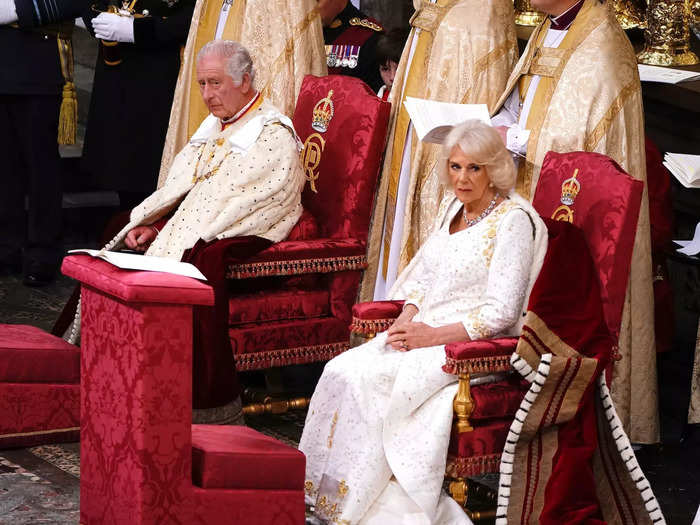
[192,425,306,524]
[0,324,80,448]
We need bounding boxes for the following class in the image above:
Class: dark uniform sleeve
[14,0,88,27]
[132,0,194,48]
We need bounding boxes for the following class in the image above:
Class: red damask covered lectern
[62,255,305,525]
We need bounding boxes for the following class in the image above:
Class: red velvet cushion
[351,300,405,320]
[470,376,529,421]
[532,152,643,340]
[285,209,320,242]
[0,383,79,448]
[0,324,80,383]
[62,255,214,306]
[444,337,518,362]
[191,425,305,490]
[228,288,330,325]
[293,75,391,241]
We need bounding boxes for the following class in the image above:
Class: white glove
[0,0,18,25]
[92,12,134,43]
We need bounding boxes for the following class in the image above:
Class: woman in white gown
[299,120,548,525]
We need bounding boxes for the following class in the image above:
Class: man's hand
[124,226,157,252]
[92,12,135,43]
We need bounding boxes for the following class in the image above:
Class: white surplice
[299,194,547,525]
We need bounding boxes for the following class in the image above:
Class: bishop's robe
[491,0,658,443]
[360,0,518,302]
[157,0,327,188]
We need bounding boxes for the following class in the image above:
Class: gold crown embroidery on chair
[551,168,581,223]
[312,90,335,133]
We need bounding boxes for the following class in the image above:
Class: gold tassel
[58,81,78,145]
[57,34,77,145]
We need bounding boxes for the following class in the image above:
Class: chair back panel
[532,151,643,340]
[292,75,391,241]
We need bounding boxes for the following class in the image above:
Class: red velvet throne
[224,75,390,413]
[350,151,644,517]
[62,256,306,525]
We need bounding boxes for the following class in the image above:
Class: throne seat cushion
[469,376,529,421]
[0,324,80,383]
[230,317,349,370]
[192,425,305,490]
[229,288,330,325]
[285,209,319,242]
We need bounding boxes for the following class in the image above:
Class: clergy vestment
[359,0,518,302]
[491,0,658,444]
[300,195,547,524]
[158,0,327,187]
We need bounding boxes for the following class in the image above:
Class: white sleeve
[491,87,529,156]
[462,209,535,339]
[391,239,435,312]
[0,0,18,24]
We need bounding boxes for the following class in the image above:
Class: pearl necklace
[463,195,499,228]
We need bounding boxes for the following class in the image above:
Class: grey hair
[196,40,256,85]
[437,120,516,193]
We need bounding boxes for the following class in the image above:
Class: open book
[67,249,207,280]
[663,153,700,189]
[638,64,700,84]
[403,97,490,144]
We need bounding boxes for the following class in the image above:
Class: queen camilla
[299,120,549,524]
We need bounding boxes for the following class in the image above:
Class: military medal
[342,45,351,68]
[348,45,359,69]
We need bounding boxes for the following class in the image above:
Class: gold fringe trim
[349,317,396,335]
[0,426,79,439]
[442,354,512,375]
[234,341,349,371]
[446,452,501,478]
[227,254,367,279]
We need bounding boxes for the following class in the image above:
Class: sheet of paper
[403,97,490,144]
[638,64,700,84]
[674,222,700,256]
[664,153,700,188]
[67,249,207,280]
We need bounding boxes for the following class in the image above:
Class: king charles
[104,40,304,420]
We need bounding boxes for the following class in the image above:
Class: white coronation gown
[299,195,547,525]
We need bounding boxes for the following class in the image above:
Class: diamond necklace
[462,195,500,228]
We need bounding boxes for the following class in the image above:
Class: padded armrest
[226,238,367,279]
[350,300,405,335]
[442,337,518,375]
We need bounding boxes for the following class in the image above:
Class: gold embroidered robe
[111,98,304,261]
[360,0,518,302]
[491,0,658,443]
[157,0,326,188]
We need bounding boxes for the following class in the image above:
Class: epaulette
[349,17,383,32]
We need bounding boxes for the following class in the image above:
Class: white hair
[438,120,516,193]
[196,40,256,85]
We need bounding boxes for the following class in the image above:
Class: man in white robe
[106,40,304,420]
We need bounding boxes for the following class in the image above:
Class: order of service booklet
[67,249,207,280]
[403,97,491,144]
